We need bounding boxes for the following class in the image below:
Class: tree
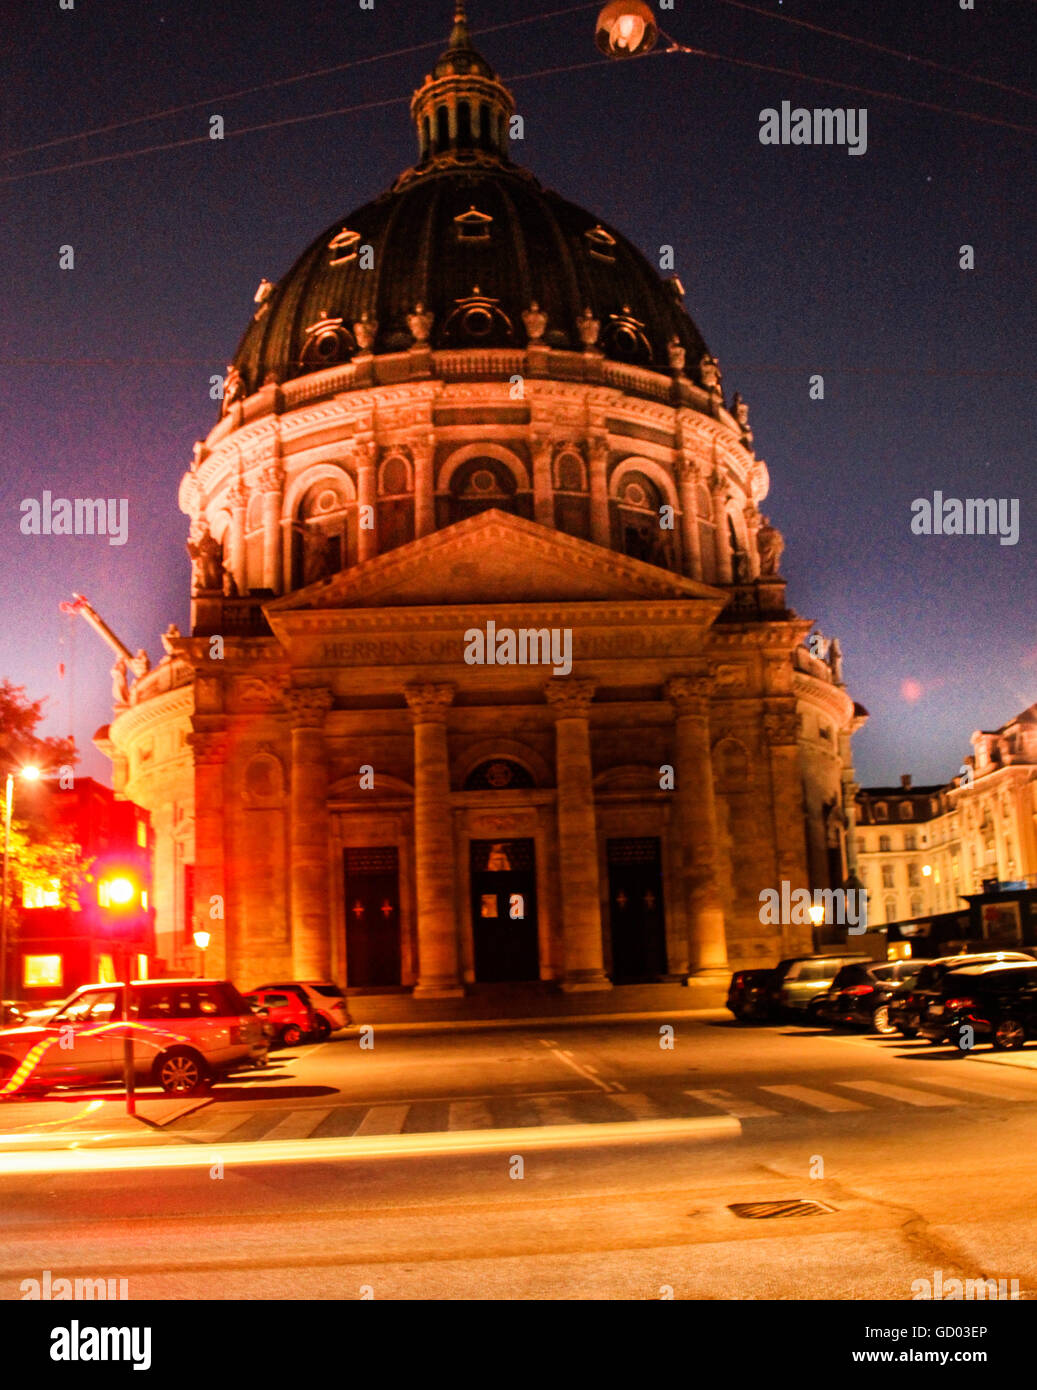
[1,681,87,911]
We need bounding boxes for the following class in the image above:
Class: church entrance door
[606,838,667,981]
[343,846,402,987]
[469,838,539,982]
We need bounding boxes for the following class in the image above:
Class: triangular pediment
[268,510,726,612]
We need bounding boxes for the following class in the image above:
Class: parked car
[818,959,925,1034]
[251,981,351,1039]
[889,951,1034,1038]
[0,979,268,1098]
[919,961,1037,1049]
[244,988,315,1046]
[727,953,873,1022]
[1,1002,26,1029]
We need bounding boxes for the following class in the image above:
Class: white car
[0,979,268,1097]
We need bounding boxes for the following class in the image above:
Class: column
[710,474,733,585]
[413,434,436,538]
[228,481,248,595]
[187,728,229,977]
[588,438,611,548]
[677,459,703,581]
[545,678,610,990]
[404,682,463,996]
[764,706,813,955]
[355,441,378,563]
[260,465,284,593]
[286,688,334,979]
[531,435,554,528]
[666,676,728,973]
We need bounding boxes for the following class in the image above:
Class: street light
[1,765,41,1004]
[595,1,658,58]
[98,869,143,1116]
[193,928,211,978]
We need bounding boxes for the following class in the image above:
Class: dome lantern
[410,2,515,166]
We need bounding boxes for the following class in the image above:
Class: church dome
[228,3,710,396]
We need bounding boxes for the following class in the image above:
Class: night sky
[2,0,1034,787]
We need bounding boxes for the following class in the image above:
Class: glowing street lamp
[193,928,211,978]
[1,765,41,1003]
[595,1,658,58]
[808,902,826,928]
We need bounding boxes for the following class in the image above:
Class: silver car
[0,979,268,1098]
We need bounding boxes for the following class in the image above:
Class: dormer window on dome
[585,225,618,263]
[327,227,362,266]
[454,206,493,243]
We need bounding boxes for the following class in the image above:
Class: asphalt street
[1,1012,1035,1299]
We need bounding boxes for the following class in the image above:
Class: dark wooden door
[607,838,667,981]
[470,839,539,982]
[344,847,401,987]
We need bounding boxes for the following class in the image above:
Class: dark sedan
[919,961,1037,1049]
[890,951,1034,1038]
[819,959,924,1035]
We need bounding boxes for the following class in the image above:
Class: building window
[22,879,60,909]
[910,897,923,917]
[879,835,891,853]
[907,864,920,887]
[899,802,913,819]
[904,834,917,850]
[136,820,147,848]
[882,866,895,889]
[23,955,62,989]
[874,803,888,821]
[884,899,897,923]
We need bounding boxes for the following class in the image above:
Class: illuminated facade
[99,7,862,994]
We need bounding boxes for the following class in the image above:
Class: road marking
[447,1101,495,1132]
[684,1088,778,1118]
[540,1041,619,1093]
[529,1094,585,1126]
[262,1109,334,1141]
[761,1084,868,1112]
[910,1071,1034,1102]
[606,1092,668,1120]
[0,1115,741,1174]
[353,1104,410,1136]
[176,1112,263,1142]
[839,1080,950,1108]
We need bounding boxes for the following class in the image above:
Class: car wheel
[899,1013,920,1039]
[279,1023,304,1046]
[872,1005,897,1036]
[992,1017,1026,1051]
[156,1048,211,1095]
[310,1014,332,1041]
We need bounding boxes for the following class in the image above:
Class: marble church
[98,5,864,996]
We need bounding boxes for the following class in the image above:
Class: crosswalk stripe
[761,1084,868,1112]
[353,1104,410,1136]
[262,1109,334,1140]
[181,1113,262,1142]
[447,1101,495,1131]
[606,1092,669,1121]
[909,1071,1034,1102]
[684,1088,778,1118]
[839,1080,950,1108]
[529,1095,584,1126]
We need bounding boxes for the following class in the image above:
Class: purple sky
[2,0,1034,787]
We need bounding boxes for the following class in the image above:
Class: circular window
[623,482,647,507]
[316,333,339,359]
[471,469,497,493]
[316,489,340,513]
[463,306,494,338]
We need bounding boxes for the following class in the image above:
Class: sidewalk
[344,979,729,1032]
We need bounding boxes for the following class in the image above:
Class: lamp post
[99,872,141,1117]
[0,765,41,1004]
[595,1,659,58]
[193,928,211,979]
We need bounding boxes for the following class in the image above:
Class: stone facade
[98,10,864,993]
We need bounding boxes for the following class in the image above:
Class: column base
[412,981,466,999]
[560,974,613,993]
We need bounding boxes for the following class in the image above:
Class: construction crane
[59,594,150,706]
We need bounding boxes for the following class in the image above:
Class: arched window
[478,102,491,150]
[615,470,671,569]
[457,101,472,148]
[380,455,410,496]
[421,116,431,159]
[436,105,449,152]
[293,478,351,586]
[448,458,520,524]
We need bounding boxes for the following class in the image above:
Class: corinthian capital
[284,687,334,729]
[187,728,230,765]
[404,682,455,724]
[228,480,249,509]
[665,674,712,717]
[544,677,597,719]
[259,462,285,494]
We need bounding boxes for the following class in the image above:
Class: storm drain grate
[728,1199,836,1219]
